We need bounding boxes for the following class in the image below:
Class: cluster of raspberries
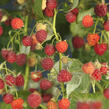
[82,62,109,81]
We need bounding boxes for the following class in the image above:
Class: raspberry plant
[0,0,109,109]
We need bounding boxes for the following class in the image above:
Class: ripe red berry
[31,71,42,82]
[94,43,107,56]
[5,75,16,86]
[16,74,24,87]
[47,100,58,109]
[91,69,102,81]
[22,36,32,46]
[0,79,4,89]
[36,30,47,43]
[65,12,76,23]
[7,51,16,63]
[11,17,24,29]
[46,0,57,10]
[0,26,3,36]
[42,93,52,103]
[77,102,90,109]
[87,33,100,46]
[104,88,109,99]
[58,98,70,109]
[82,15,93,28]
[16,54,26,66]
[44,8,54,17]
[3,94,14,104]
[57,70,72,82]
[72,36,84,49]
[100,66,108,75]
[1,49,9,60]
[56,41,68,53]
[90,101,102,109]
[27,93,42,108]
[94,4,107,17]
[82,62,95,74]
[11,98,24,109]
[104,20,109,31]
[40,79,52,90]
[71,8,79,15]
[44,45,55,56]
[41,58,54,70]
[0,11,2,21]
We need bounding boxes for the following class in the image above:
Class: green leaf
[71,0,79,10]
[66,72,82,97]
[33,0,44,20]
[77,8,94,22]
[0,102,11,109]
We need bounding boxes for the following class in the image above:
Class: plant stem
[52,9,66,98]
[23,62,29,90]
[93,19,99,33]
[53,9,59,41]
[40,104,47,109]
[92,80,96,93]
[24,15,29,36]
[23,15,30,90]
[95,81,103,93]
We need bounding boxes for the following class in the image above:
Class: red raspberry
[1,49,9,60]
[22,36,32,46]
[104,20,109,31]
[77,102,90,109]
[94,43,107,56]
[82,62,95,74]
[16,74,24,87]
[3,93,14,104]
[27,93,42,108]
[82,15,93,28]
[71,8,79,15]
[56,41,68,53]
[40,79,52,90]
[36,30,47,43]
[87,33,100,46]
[7,51,16,63]
[104,88,109,99]
[91,69,102,81]
[11,17,24,29]
[46,1,57,10]
[58,98,70,109]
[11,98,24,109]
[41,58,54,70]
[44,8,54,17]
[94,4,107,17]
[47,100,58,109]
[42,93,52,103]
[57,70,72,82]
[31,71,42,82]
[16,54,26,66]
[44,45,55,56]
[72,36,84,49]
[100,66,108,75]
[65,12,76,23]
[0,10,2,21]
[90,101,102,109]
[5,75,16,86]
[0,79,4,89]
[0,26,3,36]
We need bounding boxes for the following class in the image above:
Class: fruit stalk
[23,15,30,90]
[53,9,65,98]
